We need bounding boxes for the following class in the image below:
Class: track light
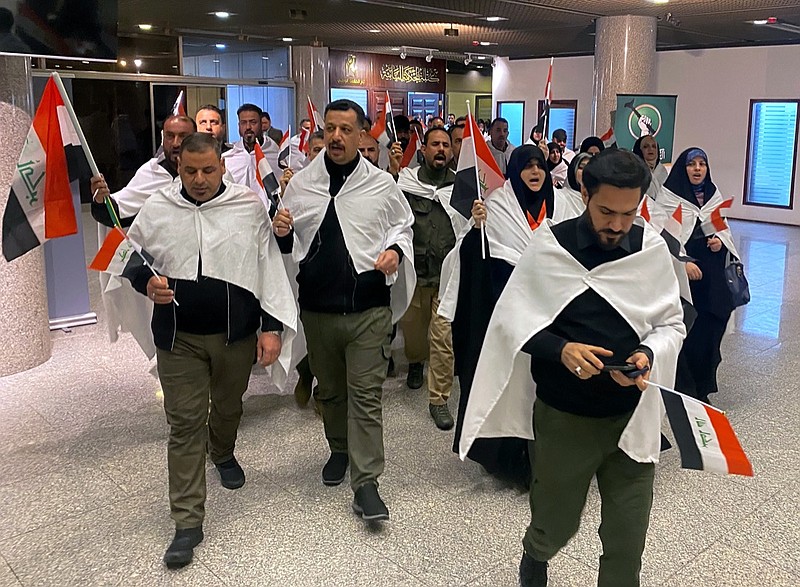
[464,54,472,65]
[425,51,433,63]
[400,47,407,59]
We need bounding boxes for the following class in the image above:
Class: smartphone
[600,363,637,373]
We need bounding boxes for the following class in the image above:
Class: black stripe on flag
[120,245,156,283]
[660,388,704,471]
[660,229,693,262]
[64,144,92,183]
[2,187,41,262]
[451,168,478,219]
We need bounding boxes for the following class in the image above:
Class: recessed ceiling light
[215,43,226,49]
[477,55,486,60]
[138,24,153,31]
[368,29,381,33]
[213,59,220,63]
[81,60,90,64]
[390,47,401,51]
[650,0,669,4]
[484,16,507,22]
[282,37,293,42]
[211,11,231,18]
[119,59,127,66]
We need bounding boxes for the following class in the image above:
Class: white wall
[493,46,800,225]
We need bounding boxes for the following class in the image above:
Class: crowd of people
[88,97,741,587]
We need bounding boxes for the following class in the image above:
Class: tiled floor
[1,217,798,586]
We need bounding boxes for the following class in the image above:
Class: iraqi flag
[307,96,324,131]
[172,90,186,116]
[89,226,155,280]
[541,57,553,137]
[660,385,753,477]
[700,197,733,236]
[278,127,291,169]
[254,142,280,208]
[2,77,91,262]
[661,204,692,262]
[400,127,422,169]
[370,91,396,149]
[600,126,616,149]
[450,112,505,219]
[298,127,311,156]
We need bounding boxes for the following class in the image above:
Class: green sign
[614,94,678,163]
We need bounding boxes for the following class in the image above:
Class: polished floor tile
[0,217,798,586]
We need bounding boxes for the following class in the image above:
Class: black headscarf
[632,135,660,167]
[506,145,555,219]
[579,136,605,154]
[663,147,716,207]
[546,141,561,171]
[566,152,592,191]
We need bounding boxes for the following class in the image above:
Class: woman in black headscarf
[546,141,567,187]
[632,135,668,190]
[579,136,605,156]
[446,145,564,489]
[554,151,591,218]
[663,147,735,403]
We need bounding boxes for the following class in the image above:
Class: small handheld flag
[255,142,281,209]
[400,127,422,169]
[172,90,186,116]
[655,382,753,477]
[307,96,324,131]
[278,127,291,169]
[370,91,397,149]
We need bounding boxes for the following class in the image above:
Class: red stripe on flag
[254,143,267,190]
[703,405,754,477]
[89,227,126,271]
[34,78,77,239]
[400,129,420,168]
[710,198,733,232]
[672,203,682,224]
[641,199,651,223]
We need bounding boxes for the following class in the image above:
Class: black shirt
[277,154,403,314]
[522,213,652,418]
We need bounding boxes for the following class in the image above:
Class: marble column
[291,45,330,128]
[592,15,657,135]
[0,56,52,376]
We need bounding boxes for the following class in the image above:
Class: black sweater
[127,183,282,350]
[277,154,403,314]
[522,214,653,418]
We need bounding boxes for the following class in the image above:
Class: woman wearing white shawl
[446,145,578,488]
[633,135,669,197]
[661,147,739,404]
[554,151,590,219]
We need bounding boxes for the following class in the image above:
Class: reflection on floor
[0,218,798,586]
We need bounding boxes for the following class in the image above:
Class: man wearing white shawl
[460,151,685,587]
[124,133,298,569]
[397,127,468,430]
[273,99,415,522]
[89,114,196,359]
[221,103,280,193]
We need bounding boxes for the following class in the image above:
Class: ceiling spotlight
[464,54,472,65]
[215,43,226,49]
[425,51,433,63]
[211,11,231,18]
[133,58,142,68]
[138,24,153,31]
[282,37,293,42]
[118,59,127,67]
[400,48,407,59]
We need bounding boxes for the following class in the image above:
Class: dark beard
[586,212,626,251]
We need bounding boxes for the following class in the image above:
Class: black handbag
[725,251,750,308]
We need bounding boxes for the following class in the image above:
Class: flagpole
[287,124,292,170]
[50,72,100,178]
[466,100,486,260]
[544,57,553,140]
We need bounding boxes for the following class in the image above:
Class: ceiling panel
[119,0,800,61]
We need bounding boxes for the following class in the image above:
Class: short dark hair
[552,128,567,142]
[261,111,271,120]
[454,116,466,125]
[164,115,197,131]
[197,104,222,118]
[490,117,508,130]
[530,125,543,139]
[300,117,311,125]
[310,130,325,142]
[179,132,221,158]
[448,124,465,139]
[423,127,450,145]
[393,114,411,134]
[581,149,651,200]
[362,116,373,131]
[237,103,262,119]
[324,99,366,128]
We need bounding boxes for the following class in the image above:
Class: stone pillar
[592,15,657,135]
[0,56,52,377]
[291,45,330,128]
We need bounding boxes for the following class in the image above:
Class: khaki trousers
[523,399,655,587]
[156,331,256,529]
[399,286,454,404]
[302,306,392,490]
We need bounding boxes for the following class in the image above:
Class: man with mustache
[195,104,231,154]
[222,103,280,194]
[397,128,467,430]
[272,100,415,522]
